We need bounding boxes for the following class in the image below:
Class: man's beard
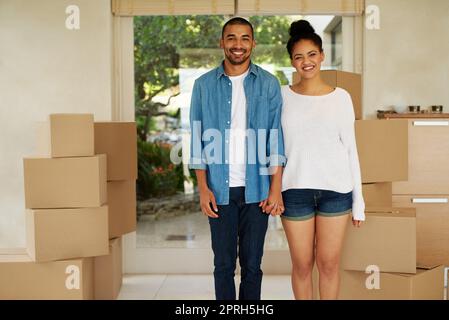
[225,50,250,65]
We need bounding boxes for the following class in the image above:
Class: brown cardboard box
[392,119,449,195]
[362,183,392,207]
[356,120,408,183]
[339,265,445,300]
[341,207,416,274]
[94,237,123,300]
[94,122,137,181]
[26,206,109,262]
[0,250,94,300]
[321,70,362,120]
[312,264,319,300]
[293,70,362,119]
[393,195,449,267]
[36,114,94,158]
[23,154,107,208]
[108,180,136,239]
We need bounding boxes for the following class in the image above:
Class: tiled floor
[118,274,294,300]
[137,211,289,249]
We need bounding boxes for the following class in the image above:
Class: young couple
[189,17,365,300]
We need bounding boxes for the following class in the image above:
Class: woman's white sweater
[280,85,365,221]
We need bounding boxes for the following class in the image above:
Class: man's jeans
[208,187,269,300]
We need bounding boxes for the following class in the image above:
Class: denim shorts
[281,189,352,221]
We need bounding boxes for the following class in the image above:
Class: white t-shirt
[228,70,249,187]
[280,85,366,221]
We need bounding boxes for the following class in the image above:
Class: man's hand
[195,169,219,218]
[199,187,219,218]
[259,190,284,216]
[259,166,284,216]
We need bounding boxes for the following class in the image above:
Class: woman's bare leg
[281,217,316,300]
[315,213,349,300]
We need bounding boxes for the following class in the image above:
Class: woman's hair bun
[289,20,315,37]
[286,19,322,57]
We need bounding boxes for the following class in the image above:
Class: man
[188,17,286,300]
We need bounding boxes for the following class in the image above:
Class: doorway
[112,11,363,274]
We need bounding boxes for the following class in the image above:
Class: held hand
[352,218,362,228]
[259,199,268,212]
[259,191,285,216]
[199,187,219,218]
[269,200,285,216]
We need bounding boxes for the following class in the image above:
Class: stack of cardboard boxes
[0,114,137,300]
[339,206,445,300]
[94,122,137,240]
[94,121,137,299]
[294,71,447,299]
[391,119,449,268]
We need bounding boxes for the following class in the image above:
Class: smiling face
[220,23,255,66]
[291,39,325,80]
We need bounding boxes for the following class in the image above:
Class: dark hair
[221,17,254,39]
[286,20,323,59]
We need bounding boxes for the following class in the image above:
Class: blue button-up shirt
[188,62,286,205]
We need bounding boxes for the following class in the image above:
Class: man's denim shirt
[188,62,286,205]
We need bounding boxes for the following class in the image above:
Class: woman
[280,20,365,300]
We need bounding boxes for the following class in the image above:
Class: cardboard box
[362,183,392,207]
[341,207,416,274]
[94,122,137,181]
[339,265,445,300]
[392,119,449,195]
[393,195,449,267]
[36,114,94,158]
[94,237,123,300]
[0,250,94,300]
[108,180,136,239]
[312,264,319,300]
[23,154,107,208]
[356,120,408,183]
[321,70,362,120]
[293,70,362,119]
[26,206,109,262]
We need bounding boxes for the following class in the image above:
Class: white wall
[363,0,449,119]
[0,0,113,247]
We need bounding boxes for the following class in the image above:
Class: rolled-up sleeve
[266,79,287,168]
[188,80,207,170]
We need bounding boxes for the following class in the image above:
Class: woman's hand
[352,218,362,228]
[260,166,284,216]
[259,190,285,216]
